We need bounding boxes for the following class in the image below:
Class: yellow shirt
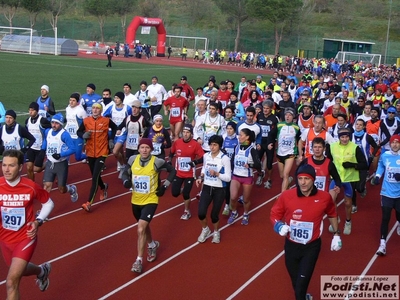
[130,155,159,205]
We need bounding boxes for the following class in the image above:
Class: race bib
[171,107,181,117]
[261,125,270,137]
[1,207,25,232]
[234,154,247,171]
[205,164,218,182]
[289,219,313,244]
[127,133,139,149]
[4,140,18,150]
[46,142,58,156]
[32,133,42,149]
[133,175,150,194]
[225,148,234,159]
[280,136,294,150]
[204,132,214,144]
[178,157,191,172]
[387,167,400,183]
[38,109,47,118]
[65,124,77,136]
[151,142,162,155]
[314,175,326,191]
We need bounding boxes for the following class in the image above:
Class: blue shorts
[330,180,353,198]
[108,130,127,144]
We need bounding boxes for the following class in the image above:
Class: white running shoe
[343,221,352,235]
[197,227,211,243]
[211,231,220,243]
[131,259,143,273]
[376,239,386,256]
[180,211,191,220]
[264,180,272,189]
[351,205,358,214]
[118,165,126,179]
[222,205,230,216]
[147,241,160,262]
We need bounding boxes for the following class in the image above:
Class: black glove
[82,131,92,139]
[371,176,380,186]
[342,162,357,169]
[108,140,115,150]
[394,173,400,182]
[189,161,196,168]
[123,180,132,189]
[156,185,167,197]
[52,153,61,160]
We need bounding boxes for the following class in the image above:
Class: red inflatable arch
[126,16,166,57]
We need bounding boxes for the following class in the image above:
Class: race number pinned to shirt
[151,142,162,155]
[171,107,181,117]
[314,176,326,191]
[133,175,150,194]
[205,164,218,182]
[127,133,139,149]
[261,125,270,137]
[46,142,59,156]
[1,207,25,231]
[177,157,191,172]
[234,154,247,171]
[289,219,313,245]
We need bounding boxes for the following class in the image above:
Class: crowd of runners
[1,61,400,299]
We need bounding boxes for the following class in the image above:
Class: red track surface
[0,55,398,299]
[0,157,398,300]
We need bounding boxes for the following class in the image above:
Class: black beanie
[114,91,125,101]
[29,102,39,112]
[296,164,316,181]
[6,110,16,119]
[70,93,80,102]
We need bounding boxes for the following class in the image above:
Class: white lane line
[344,222,398,300]
[226,198,346,299]
[99,187,287,299]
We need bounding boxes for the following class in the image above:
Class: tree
[83,0,112,43]
[247,0,302,54]
[47,0,71,32]
[0,0,20,31]
[111,0,136,39]
[21,0,47,28]
[214,0,249,52]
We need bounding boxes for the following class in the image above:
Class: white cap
[41,85,49,93]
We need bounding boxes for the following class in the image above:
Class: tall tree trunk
[274,25,283,55]
[234,20,241,52]
[120,15,126,38]
[98,17,105,43]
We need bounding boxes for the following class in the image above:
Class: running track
[0,156,399,300]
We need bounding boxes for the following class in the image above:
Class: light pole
[384,0,393,65]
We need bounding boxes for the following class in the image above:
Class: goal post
[335,51,382,65]
[0,26,36,54]
[166,35,208,53]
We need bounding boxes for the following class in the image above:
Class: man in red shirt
[271,164,342,300]
[217,81,231,110]
[169,124,204,219]
[163,86,189,142]
[178,75,195,102]
[0,150,54,298]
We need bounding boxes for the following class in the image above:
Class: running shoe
[131,259,143,273]
[70,184,78,203]
[306,294,313,300]
[255,170,265,186]
[397,222,400,236]
[351,205,357,214]
[376,240,386,256]
[241,214,250,225]
[100,183,108,201]
[117,161,122,171]
[227,211,238,224]
[82,202,91,212]
[197,227,211,243]
[264,180,272,189]
[180,211,191,220]
[360,188,367,198]
[238,196,244,205]
[222,205,230,216]
[147,241,160,262]
[118,165,126,179]
[36,262,51,291]
[343,221,352,235]
[211,231,220,244]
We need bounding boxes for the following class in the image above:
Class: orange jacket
[79,116,115,158]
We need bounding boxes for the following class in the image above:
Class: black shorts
[381,195,400,211]
[25,149,45,168]
[132,203,158,223]
[276,154,295,164]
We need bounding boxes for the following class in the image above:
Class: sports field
[0,52,268,118]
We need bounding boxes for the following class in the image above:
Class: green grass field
[0,52,269,122]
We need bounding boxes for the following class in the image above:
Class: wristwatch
[35,218,44,227]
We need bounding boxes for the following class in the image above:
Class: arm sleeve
[76,121,86,138]
[60,132,76,157]
[154,158,176,186]
[19,126,36,148]
[249,147,262,172]
[108,120,118,140]
[379,122,391,147]
[355,146,368,170]
[328,160,342,187]
[47,99,56,116]
[163,128,172,149]
[36,199,55,221]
